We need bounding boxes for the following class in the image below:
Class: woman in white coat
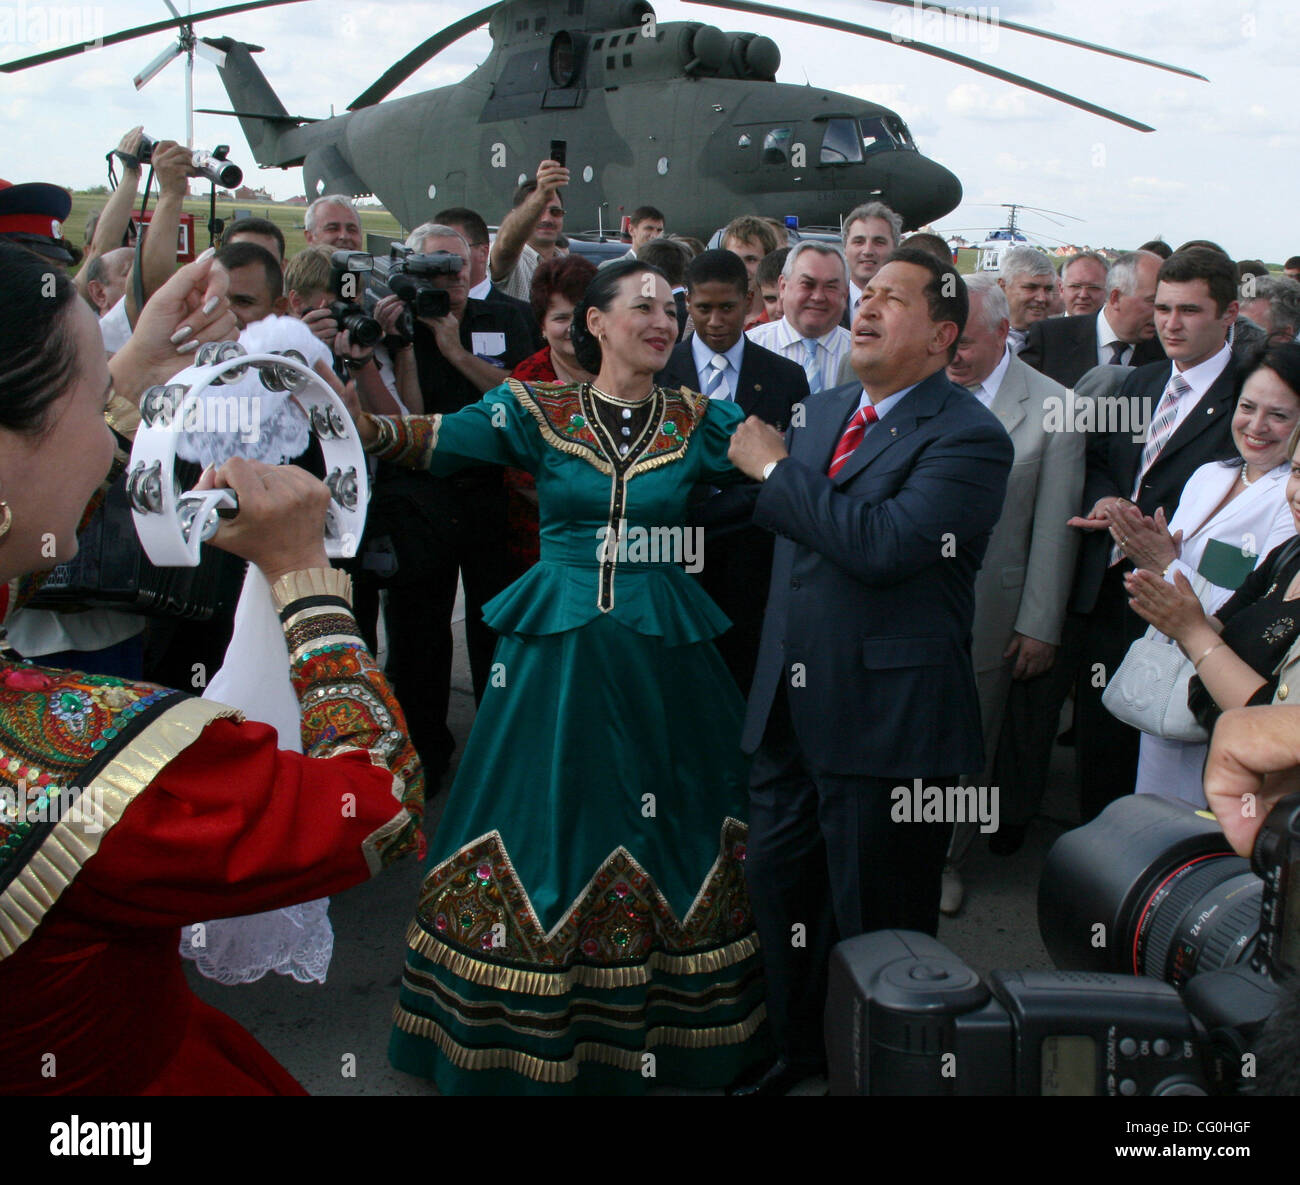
[1110,346,1300,805]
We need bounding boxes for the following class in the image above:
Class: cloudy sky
[3,0,1296,260]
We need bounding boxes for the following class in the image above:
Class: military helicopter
[3,0,1205,237]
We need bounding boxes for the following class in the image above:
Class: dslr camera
[126,133,244,190]
[825,792,1299,1095]
[325,251,383,350]
[362,245,464,342]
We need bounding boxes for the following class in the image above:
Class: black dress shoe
[727,1058,823,1097]
[989,822,1027,856]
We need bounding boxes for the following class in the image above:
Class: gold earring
[0,502,11,541]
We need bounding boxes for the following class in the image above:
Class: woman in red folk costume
[0,242,424,1095]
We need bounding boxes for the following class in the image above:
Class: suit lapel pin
[754,383,762,391]
[890,426,897,435]
[1207,407,1214,414]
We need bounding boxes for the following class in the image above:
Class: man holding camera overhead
[378,223,532,783]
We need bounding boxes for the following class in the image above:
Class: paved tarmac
[188,600,1083,1095]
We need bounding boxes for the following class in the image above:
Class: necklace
[588,382,653,407]
[1240,467,1257,487]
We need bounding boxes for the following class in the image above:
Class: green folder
[1198,537,1259,590]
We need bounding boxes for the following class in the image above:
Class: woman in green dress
[358,260,769,1093]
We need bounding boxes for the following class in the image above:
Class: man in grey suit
[726,248,1014,1093]
[941,275,1084,911]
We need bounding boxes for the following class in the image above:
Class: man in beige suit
[940,273,1085,911]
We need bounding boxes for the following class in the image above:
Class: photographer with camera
[376,223,532,781]
[75,127,146,309]
[95,135,208,355]
[283,246,410,416]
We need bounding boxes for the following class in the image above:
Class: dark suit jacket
[657,337,810,692]
[1020,314,1166,389]
[1072,355,1240,613]
[482,283,543,351]
[743,370,1015,776]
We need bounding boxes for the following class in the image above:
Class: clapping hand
[1124,566,1206,642]
[1108,502,1181,572]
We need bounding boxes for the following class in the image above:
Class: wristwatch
[760,459,782,482]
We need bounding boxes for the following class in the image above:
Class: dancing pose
[368,260,770,1094]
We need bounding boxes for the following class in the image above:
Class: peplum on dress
[378,378,770,1094]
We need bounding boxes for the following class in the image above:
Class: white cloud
[945,83,1044,122]
[839,82,936,136]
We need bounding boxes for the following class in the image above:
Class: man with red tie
[726,247,1014,1094]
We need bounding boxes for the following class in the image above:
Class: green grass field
[67,190,404,258]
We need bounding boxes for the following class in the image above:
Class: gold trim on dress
[0,698,243,963]
[404,925,760,995]
[392,1000,768,1083]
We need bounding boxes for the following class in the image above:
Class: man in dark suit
[1069,247,1242,819]
[436,206,543,348]
[657,250,811,693]
[1020,250,1166,387]
[727,247,1014,1092]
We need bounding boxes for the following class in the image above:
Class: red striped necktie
[827,402,879,478]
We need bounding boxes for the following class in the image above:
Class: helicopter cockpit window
[762,128,792,165]
[857,117,896,157]
[820,119,863,165]
[737,133,752,148]
[885,115,915,148]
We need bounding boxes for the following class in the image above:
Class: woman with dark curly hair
[504,254,599,570]
[364,258,770,1095]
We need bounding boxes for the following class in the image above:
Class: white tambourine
[127,344,367,567]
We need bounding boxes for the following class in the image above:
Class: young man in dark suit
[1069,247,1242,819]
[1020,250,1167,387]
[656,249,811,693]
[726,248,1014,1093]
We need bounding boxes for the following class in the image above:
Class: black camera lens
[328,301,382,349]
[389,273,450,320]
[1039,795,1261,988]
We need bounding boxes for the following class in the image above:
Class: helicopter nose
[880,153,963,227]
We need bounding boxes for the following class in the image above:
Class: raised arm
[488,159,568,284]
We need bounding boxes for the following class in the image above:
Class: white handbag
[1103,573,1211,743]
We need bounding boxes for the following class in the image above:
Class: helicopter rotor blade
[865,0,1207,81]
[348,4,500,111]
[133,42,185,90]
[194,39,229,69]
[0,0,308,73]
[682,0,1159,132]
[162,0,186,22]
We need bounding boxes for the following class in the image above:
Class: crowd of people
[1,134,1299,1097]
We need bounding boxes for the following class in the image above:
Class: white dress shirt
[746,316,852,392]
[99,296,132,356]
[962,346,1012,410]
[689,333,746,400]
[1096,307,1135,368]
[1160,342,1234,437]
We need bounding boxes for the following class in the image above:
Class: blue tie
[801,337,823,394]
[703,353,730,400]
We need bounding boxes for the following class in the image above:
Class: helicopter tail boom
[206,36,297,166]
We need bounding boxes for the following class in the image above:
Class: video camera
[125,133,244,190]
[358,245,464,342]
[825,793,1300,1095]
[326,251,383,350]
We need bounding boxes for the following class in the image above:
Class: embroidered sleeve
[364,384,541,476]
[277,574,424,867]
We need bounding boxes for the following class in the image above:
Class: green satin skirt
[388,613,769,1095]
